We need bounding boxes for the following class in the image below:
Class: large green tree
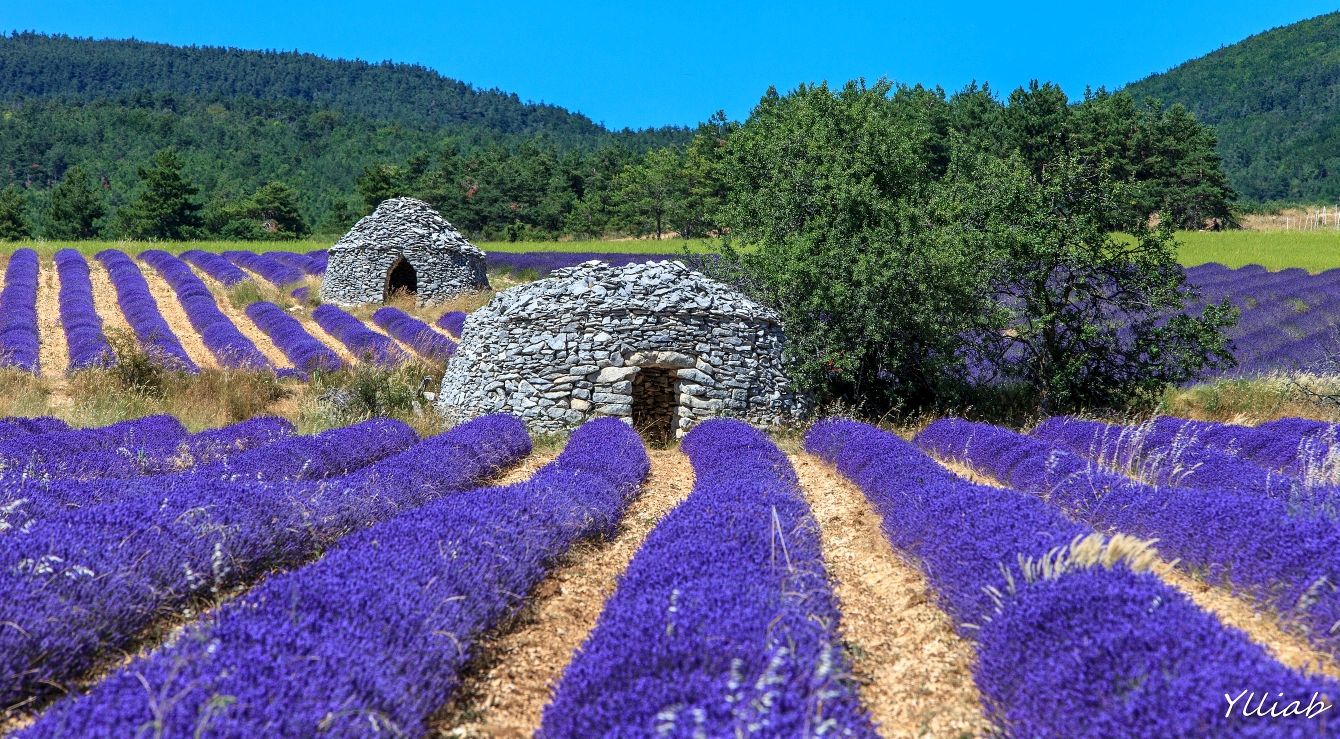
[720,80,1235,413]
[211,181,310,239]
[719,80,992,409]
[0,185,30,240]
[43,165,105,239]
[937,152,1237,410]
[115,148,203,239]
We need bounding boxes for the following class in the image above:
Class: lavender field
[0,409,1338,734]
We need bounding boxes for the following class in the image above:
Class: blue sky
[4,1,1336,130]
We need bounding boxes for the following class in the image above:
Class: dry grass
[1161,373,1340,424]
[34,256,68,379]
[0,369,52,418]
[791,453,989,738]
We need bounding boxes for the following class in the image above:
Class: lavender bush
[811,419,1338,736]
[223,250,306,287]
[436,309,467,337]
[312,304,408,366]
[372,306,456,362]
[180,249,249,286]
[93,250,198,372]
[265,250,323,276]
[0,249,40,373]
[0,416,69,442]
[541,419,873,737]
[245,301,342,373]
[52,250,113,372]
[139,250,272,369]
[0,414,527,710]
[1030,416,1309,503]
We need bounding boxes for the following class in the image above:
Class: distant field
[8,237,718,258]
[11,231,1340,272]
[1175,230,1340,272]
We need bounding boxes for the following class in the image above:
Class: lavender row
[917,418,1340,662]
[809,419,1335,736]
[0,249,39,373]
[180,249,249,286]
[93,250,198,372]
[0,416,526,710]
[436,309,467,337]
[0,416,68,442]
[0,416,293,493]
[1031,416,1315,506]
[0,414,185,476]
[265,250,323,276]
[0,418,397,536]
[28,417,635,736]
[52,250,112,372]
[245,301,342,373]
[304,248,328,275]
[139,250,271,369]
[542,419,871,736]
[372,306,456,362]
[223,249,306,287]
[312,304,408,366]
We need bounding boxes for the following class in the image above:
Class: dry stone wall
[437,260,804,435]
[321,197,488,305]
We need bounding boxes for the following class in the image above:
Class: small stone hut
[437,260,803,438]
[320,197,488,305]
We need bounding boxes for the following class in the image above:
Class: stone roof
[481,260,779,323]
[330,197,484,258]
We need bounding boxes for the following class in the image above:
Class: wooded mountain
[1124,12,1340,202]
[0,33,687,225]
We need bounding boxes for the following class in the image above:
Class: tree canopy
[716,80,1237,414]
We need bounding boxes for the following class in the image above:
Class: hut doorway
[385,257,418,299]
[631,367,677,443]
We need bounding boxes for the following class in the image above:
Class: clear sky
[3,1,1336,130]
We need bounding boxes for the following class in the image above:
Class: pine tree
[0,185,31,240]
[115,148,203,240]
[44,165,105,239]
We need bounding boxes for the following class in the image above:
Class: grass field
[1175,230,1340,272]
[12,231,1340,271]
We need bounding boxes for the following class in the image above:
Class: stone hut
[320,197,488,305]
[437,260,803,439]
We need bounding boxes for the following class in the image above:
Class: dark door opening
[631,367,677,443]
[386,257,418,300]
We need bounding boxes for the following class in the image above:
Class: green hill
[0,33,688,228]
[1124,12,1340,202]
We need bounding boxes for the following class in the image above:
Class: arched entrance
[385,257,418,300]
[631,367,677,443]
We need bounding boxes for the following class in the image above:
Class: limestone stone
[320,197,488,306]
[437,260,806,436]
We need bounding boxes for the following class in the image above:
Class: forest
[0,33,1233,241]
[1125,11,1340,202]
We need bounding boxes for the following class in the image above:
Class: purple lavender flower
[0,249,40,373]
[53,250,113,372]
[541,419,873,737]
[372,307,456,362]
[93,250,198,372]
[312,304,408,366]
[245,301,342,372]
